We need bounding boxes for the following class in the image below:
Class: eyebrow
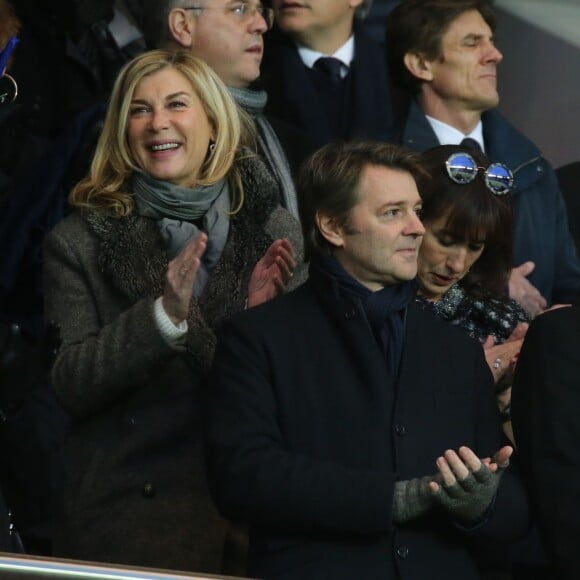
[130,91,191,104]
[165,91,191,100]
[462,33,484,43]
[377,199,422,211]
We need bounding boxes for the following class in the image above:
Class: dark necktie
[313,57,344,82]
[460,137,483,153]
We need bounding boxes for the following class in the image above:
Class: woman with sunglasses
[414,145,530,443]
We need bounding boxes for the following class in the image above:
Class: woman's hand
[162,233,207,325]
[247,239,296,308]
[483,322,528,383]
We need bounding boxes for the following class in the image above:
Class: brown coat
[43,156,304,573]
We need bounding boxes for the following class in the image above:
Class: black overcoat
[207,267,530,579]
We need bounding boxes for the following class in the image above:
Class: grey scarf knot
[132,171,231,297]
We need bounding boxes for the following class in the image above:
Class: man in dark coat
[206,140,529,580]
[512,304,580,580]
[260,0,395,147]
[386,0,580,316]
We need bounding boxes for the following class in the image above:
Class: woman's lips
[431,273,456,285]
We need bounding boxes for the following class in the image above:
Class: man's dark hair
[386,0,496,94]
[141,0,177,49]
[297,140,426,261]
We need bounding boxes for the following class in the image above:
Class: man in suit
[141,0,311,217]
[206,140,529,579]
[260,0,395,146]
[512,304,580,580]
[386,0,580,316]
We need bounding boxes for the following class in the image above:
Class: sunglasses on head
[445,152,514,196]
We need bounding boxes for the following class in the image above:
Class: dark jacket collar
[262,23,394,144]
[401,99,545,195]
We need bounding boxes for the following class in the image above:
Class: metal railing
[0,553,249,580]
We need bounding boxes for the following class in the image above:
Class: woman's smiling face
[127,67,214,187]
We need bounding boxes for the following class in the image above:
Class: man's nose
[485,41,503,64]
[249,5,270,34]
[406,211,426,237]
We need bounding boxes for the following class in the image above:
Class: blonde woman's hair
[71,49,252,216]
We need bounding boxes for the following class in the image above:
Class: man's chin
[477,93,500,111]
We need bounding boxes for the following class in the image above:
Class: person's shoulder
[237,151,278,207]
[47,208,131,252]
[483,109,542,162]
[219,283,313,334]
[530,305,580,335]
[48,210,91,239]
[408,301,481,350]
[475,292,530,322]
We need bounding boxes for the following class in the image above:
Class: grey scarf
[229,86,298,218]
[132,171,230,298]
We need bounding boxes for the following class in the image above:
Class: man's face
[272,0,361,48]
[189,0,269,88]
[422,9,503,114]
[324,164,425,291]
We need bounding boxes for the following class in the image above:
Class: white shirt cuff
[154,297,187,345]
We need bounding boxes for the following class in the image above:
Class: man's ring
[180,266,189,277]
[493,358,502,370]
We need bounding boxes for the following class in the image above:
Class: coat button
[396,545,409,559]
[142,483,156,498]
[395,424,406,436]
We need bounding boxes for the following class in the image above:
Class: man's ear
[168,8,195,48]
[403,51,434,82]
[316,212,345,249]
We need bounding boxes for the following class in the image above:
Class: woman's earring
[208,140,216,155]
[0,73,18,104]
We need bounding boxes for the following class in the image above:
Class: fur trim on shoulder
[236,154,279,224]
[84,212,167,302]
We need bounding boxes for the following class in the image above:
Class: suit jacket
[261,24,394,147]
[512,305,580,580]
[43,156,304,572]
[400,100,580,306]
[207,265,530,579]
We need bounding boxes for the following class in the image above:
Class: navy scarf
[314,254,416,379]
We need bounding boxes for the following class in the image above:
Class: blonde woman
[44,49,302,573]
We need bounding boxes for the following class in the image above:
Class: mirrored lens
[485,163,513,195]
[446,153,477,184]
